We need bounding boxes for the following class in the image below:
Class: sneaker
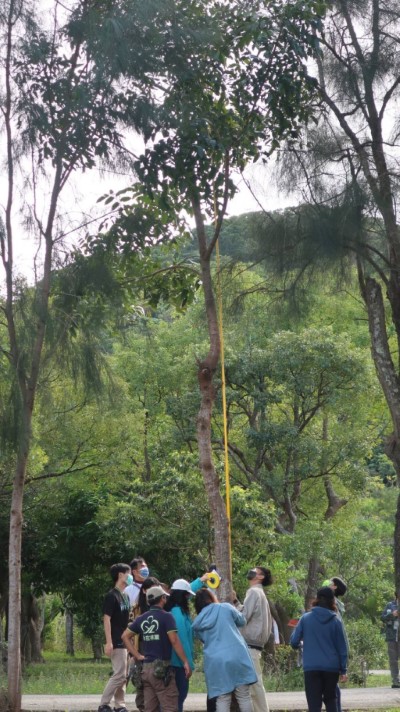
[98,706,112,712]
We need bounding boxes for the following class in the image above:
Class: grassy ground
[18,651,398,696]
[20,651,207,695]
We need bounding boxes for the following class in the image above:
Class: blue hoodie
[290,606,348,674]
[192,602,257,697]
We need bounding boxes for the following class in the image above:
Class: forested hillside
[0,210,395,667]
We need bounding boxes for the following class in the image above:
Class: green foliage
[346,618,387,670]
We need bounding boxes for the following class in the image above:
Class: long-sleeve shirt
[238,584,272,647]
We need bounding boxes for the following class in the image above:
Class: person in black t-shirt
[122,585,191,712]
[98,563,132,712]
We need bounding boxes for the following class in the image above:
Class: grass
[21,651,208,695]
[18,651,400,712]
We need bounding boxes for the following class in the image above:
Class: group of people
[97,555,400,712]
[97,558,273,712]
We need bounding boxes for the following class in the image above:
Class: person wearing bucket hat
[122,585,191,712]
[164,579,199,712]
[290,587,348,712]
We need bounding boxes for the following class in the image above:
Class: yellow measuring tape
[215,198,232,582]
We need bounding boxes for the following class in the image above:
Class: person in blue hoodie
[290,586,348,712]
[192,588,257,712]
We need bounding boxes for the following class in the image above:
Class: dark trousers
[388,640,400,683]
[173,666,189,712]
[304,670,339,712]
[336,683,341,712]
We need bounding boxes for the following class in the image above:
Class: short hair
[137,577,160,614]
[331,577,347,597]
[110,563,130,583]
[130,556,145,570]
[257,566,273,587]
[195,588,215,615]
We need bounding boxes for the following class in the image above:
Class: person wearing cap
[129,576,161,712]
[164,578,204,712]
[234,566,273,712]
[125,556,150,607]
[290,586,348,712]
[122,585,191,712]
[381,592,400,688]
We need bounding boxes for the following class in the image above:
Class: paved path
[21,687,400,711]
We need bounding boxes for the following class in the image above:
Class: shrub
[346,618,387,670]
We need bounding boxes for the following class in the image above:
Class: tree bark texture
[91,635,103,662]
[65,610,75,656]
[8,455,27,708]
[21,594,44,664]
[304,555,323,611]
[362,277,400,593]
[193,197,232,600]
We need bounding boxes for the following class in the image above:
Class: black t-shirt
[128,606,177,661]
[103,588,130,647]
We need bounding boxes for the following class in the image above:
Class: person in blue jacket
[290,586,348,712]
[192,588,257,712]
[164,577,205,712]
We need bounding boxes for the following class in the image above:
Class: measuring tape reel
[206,570,221,589]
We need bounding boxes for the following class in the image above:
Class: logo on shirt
[141,616,160,636]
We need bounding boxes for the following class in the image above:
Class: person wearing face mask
[125,556,150,607]
[234,566,273,712]
[98,563,132,712]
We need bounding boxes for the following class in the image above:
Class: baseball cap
[171,578,195,595]
[146,585,169,603]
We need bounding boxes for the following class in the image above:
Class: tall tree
[95,0,325,598]
[0,0,141,706]
[254,0,400,591]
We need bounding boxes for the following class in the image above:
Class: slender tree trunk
[360,276,400,593]
[304,555,322,611]
[193,196,232,600]
[8,454,28,708]
[29,595,45,663]
[65,610,75,656]
[91,635,103,662]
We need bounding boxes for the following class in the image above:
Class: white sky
[4,0,293,280]
[9,157,291,279]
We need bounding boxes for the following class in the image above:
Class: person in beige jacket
[235,567,273,712]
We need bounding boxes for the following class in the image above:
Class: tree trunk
[193,195,232,600]
[91,635,103,661]
[304,555,323,611]
[65,609,75,656]
[21,593,44,665]
[8,454,27,710]
[29,596,45,663]
[361,277,400,593]
[21,594,32,665]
